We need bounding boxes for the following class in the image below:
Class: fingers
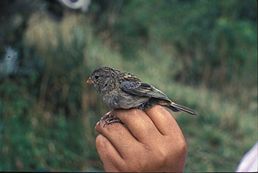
[95,121,141,158]
[95,134,125,171]
[145,105,180,135]
[114,109,161,142]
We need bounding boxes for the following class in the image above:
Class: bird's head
[87,67,118,94]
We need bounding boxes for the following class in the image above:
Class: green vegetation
[0,0,257,171]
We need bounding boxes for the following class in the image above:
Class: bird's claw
[100,111,123,127]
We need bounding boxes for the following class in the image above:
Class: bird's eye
[94,75,99,79]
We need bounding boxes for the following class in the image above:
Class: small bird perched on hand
[87,66,197,125]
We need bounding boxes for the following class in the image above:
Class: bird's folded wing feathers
[120,81,171,101]
[120,80,197,115]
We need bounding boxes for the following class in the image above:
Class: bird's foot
[100,111,123,127]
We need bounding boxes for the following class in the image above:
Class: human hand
[95,105,187,172]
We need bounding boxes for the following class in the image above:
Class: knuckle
[95,121,102,132]
[179,139,187,154]
[95,135,106,149]
[149,104,162,112]
[155,147,167,165]
[130,108,140,116]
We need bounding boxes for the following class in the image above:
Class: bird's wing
[120,80,171,101]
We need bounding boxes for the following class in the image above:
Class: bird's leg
[100,111,112,122]
[105,117,122,126]
[100,111,123,127]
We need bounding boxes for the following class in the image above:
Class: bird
[86,66,197,125]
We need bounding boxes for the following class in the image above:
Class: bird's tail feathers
[168,102,197,116]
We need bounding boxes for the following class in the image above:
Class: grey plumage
[87,66,197,116]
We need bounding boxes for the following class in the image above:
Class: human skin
[95,105,187,172]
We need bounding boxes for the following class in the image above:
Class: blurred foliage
[92,0,257,89]
[0,0,257,172]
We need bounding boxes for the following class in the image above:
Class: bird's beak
[86,77,93,85]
